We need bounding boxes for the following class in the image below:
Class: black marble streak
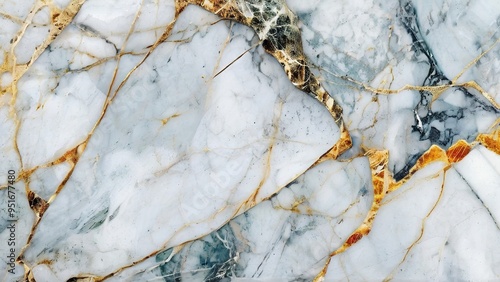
[394,0,499,181]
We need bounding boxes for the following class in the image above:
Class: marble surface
[0,0,499,281]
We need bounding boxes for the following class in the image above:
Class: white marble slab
[0,0,499,281]
[6,1,338,280]
[326,146,500,281]
[105,157,373,281]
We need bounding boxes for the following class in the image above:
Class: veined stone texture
[0,0,499,281]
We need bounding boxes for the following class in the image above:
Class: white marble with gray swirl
[0,0,499,281]
[8,2,339,280]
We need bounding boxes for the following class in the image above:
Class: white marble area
[325,145,500,281]
[105,157,374,281]
[288,0,500,175]
[0,0,499,281]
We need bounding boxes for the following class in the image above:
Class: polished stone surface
[1,0,499,281]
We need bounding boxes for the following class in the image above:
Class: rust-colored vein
[477,119,500,155]
[312,125,500,281]
[313,149,390,282]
